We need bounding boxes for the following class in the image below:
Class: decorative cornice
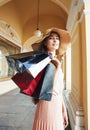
[0,19,22,47]
[66,0,84,32]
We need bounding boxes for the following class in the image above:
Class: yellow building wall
[80,16,88,130]
[0,1,22,41]
[81,2,90,129]
[71,23,82,106]
[70,3,90,129]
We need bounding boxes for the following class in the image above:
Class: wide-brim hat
[32,27,71,56]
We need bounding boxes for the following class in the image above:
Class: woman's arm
[52,58,69,128]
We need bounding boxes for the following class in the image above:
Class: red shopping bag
[12,69,45,96]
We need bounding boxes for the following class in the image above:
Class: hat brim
[32,27,71,56]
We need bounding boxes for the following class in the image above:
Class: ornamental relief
[0,19,21,46]
[66,0,83,32]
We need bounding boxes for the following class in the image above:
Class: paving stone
[0,88,36,130]
[0,127,7,130]
[0,88,71,130]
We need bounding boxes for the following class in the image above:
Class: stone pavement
[0,88,71,130]
[0,88,36,130]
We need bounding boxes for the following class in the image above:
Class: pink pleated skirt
[32,93,64,130]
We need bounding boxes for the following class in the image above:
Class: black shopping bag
[32,63,56,101]
[6,51,51,78]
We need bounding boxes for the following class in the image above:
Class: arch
[51,0,69,14]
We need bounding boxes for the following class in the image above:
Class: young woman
[32,28,71,130]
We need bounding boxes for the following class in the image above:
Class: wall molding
[64,86,85,130]
[0,19,22,48]
[66,0,84,32]
[75,107,85,130]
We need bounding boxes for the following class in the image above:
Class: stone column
[81,1,90,129]
[66,0,85,130]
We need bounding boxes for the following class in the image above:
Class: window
[0,36,21,81]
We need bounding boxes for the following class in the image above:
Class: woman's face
[45,32,60,52]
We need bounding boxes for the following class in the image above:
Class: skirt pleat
[33,120,64,130]
[32,94,64,130]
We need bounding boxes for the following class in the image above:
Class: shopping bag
[6,51,51,78]
[32,63,56,101]
[12,63,56,101]
[12,68,46,96]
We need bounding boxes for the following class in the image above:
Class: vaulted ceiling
[0,0,71,49]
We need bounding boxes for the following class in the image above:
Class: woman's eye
[48,36,60,40]
[49,37,53,39]
[56,37,59,40]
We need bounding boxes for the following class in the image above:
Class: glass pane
[0,38,20,79]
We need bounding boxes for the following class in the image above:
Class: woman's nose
[53,38,56,42]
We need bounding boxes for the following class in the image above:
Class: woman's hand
[63,111,69,128]
[51,58,61,68]
[62,99,69,128]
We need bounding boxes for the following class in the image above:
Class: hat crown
[32,27,71,56]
